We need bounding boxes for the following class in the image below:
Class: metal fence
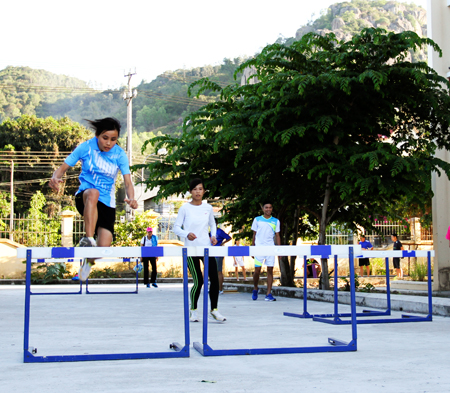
[0,215,60,246]
[326,220,414,248]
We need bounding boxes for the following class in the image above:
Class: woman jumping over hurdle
[49,117,138,280]
[173,178,226,322]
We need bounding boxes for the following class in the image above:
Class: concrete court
[1,283,449,393]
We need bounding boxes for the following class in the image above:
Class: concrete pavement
[1,283,450,393]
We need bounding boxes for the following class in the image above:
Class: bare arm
[275,232,281,246]
[49,163,71,192]
[123,174,138,209]
[252,231,256,246]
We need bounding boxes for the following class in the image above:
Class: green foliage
[142,28,450,288]
[371,258,387,275]
[409,261,428,281]
[0,115,92,213]
[113,210,159,247]
[0,66,92,122]
[341,274,361,291]
[29,263,70,284]
[360,282,376,292]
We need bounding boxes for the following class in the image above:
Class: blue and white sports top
[64,137,130,208]
[251,215,280,246]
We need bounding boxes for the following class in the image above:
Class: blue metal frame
[193,248,358,356]
[29,258,83,296]
[313,252,433,325]
[85,258,139,295]
[23,248,190,363]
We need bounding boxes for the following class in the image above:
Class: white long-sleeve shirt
[173,202,216,246]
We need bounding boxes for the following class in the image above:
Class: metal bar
[182,248,190,348]
[23,249,32,360]
[349,247,358,343]
[427,251,433,318]
[386,257,391,313]
[334,255,339,318]
[202,248,209,346]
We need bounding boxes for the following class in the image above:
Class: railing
[0,214,60,246]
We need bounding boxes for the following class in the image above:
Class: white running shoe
[189,309,199,322]
[210,309,226,322]
[79,260,93,281]
[78,237,97,247]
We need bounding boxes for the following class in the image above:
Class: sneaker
[78,260,93,281]
[265,294,276,301]
[78,237,96,247]
[71,274,79,281]
[146,283,150,288]
[210,309,226,322]
[219,290,224,295]
[252,289,258,301]
[151,283,158,288]
[190,309,199,322]
[133,263,143,273]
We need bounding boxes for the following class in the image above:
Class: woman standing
[173,178,226,322]
[49,117,138,280]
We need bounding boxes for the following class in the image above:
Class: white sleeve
[140,236,145,246]
[276,219,281,234]
[209,207,217,238]
[173,205,189,239]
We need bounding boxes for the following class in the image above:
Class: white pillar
[60,210,77,247]
[428,0,450,290]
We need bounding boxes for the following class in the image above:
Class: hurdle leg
[284,255,313,319]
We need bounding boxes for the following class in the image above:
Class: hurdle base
[24,345,190,363]
[313,313,432,325]
[193,339,357,357]
[283,311,313,319]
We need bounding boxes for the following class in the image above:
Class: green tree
[140,28,450,289]
[0,115,92,213]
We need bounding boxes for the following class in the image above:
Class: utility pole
[9,160,13,241]
[123,70,137,221]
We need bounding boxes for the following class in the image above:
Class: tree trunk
[318,174,332,290]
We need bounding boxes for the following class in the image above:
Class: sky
[2,0,427,90]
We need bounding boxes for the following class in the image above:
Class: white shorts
[254,256,275,267]
[233,256,245,267]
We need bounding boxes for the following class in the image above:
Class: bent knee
[83,188,100,202]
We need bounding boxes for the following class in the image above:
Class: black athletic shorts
[392,258,401,269]
[359,258,370,267]
[75,190,116,237]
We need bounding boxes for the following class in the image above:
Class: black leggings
[142,257,157,284]
[187,256,219,310]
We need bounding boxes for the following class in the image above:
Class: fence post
[60,210,77,247]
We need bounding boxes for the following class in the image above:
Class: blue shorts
[254,256,275,267]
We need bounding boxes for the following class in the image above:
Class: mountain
[292,0,427,62]
[0,1,428,135]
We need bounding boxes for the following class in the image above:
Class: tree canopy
[141,28,450,288]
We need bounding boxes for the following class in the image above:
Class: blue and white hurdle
[193,244,360,356]
[18,244,360,362]
[312,250,434,325]
[18,246,191,362]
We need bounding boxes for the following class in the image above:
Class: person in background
[358,234,373,276]
[213,218,232,294]
[140,227,159,288]
[251,202,281,302]
[233,240,247,281]
[173,178,226,322]
[391,233,404,278]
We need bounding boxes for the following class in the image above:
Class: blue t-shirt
[215,227,231,246]
[359,240,373,250]
[65,137,130,208]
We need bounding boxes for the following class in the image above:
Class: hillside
[293,0,426,61]
[0,0,428,136]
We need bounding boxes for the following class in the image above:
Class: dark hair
[391,233,398,238]
[360,234,366,238]
[189,178,204,191]
[262,202,273,208]
[85,118,121,137]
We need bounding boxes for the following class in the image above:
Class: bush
[409,262,428,281]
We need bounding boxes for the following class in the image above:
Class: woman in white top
[173,178,226,322]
